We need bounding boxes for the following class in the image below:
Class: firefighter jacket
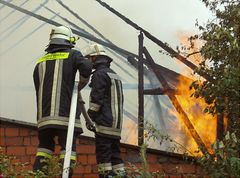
[33,46,92,134]
[88,62,124,139]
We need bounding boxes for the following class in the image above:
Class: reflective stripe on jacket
[89,63,124,139]
[33,48,92,134]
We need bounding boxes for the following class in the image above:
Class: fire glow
[171,33,217,155]
[175,75,217,155]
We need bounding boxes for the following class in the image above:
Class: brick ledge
[0,116,194,161]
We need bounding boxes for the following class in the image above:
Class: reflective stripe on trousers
[60,150,77,161]
[36,148,53,159]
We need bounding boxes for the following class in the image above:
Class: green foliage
[144,123,240,177]
[144,122,198,156]
[197,131,240,178]
[189,0,240,134]
[126,143,165,178]
[0,147,34,178]
[176,0,240,176]
[0,147,74,178]
[34,156,63,178]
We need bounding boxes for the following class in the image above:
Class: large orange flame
[175,75,217,155]
[173,32,216,155]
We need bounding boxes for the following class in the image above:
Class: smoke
[0,0,48,42]
[0,0,29,22]
[0,14,58,56]
[0,0,12,11]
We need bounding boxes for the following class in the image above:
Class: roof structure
[0,0,216,154]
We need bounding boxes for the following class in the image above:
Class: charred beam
[144,88,187,95]
[43,5,136,80]
[56,0,115,46]
[95,0,198,71]
[0,0,181,84]
[143,46,208,154]
[0,0,137,59]
[0,0,48,42]
[138,32,144,146]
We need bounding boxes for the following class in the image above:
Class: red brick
[19,128,29,136]
[26,146,37,155]
[74,165,92,174]
[92,164,98,173]
[0,136,5,146]
[87,155,96,165]
[78,155,88,165]
[20,155,31,163]
[12,158,21,164]
[5,128,19,136]
[177,164,196,174]
[147,153,157,163]
[84,174,99,178]
[5,137,23,146]
[29,130,38,136]
[77,145,95,154]
[0,128,4,136]
[149,163,163,172]
[55,145,61,154]
[23,137,30,145]
[162,164,178,174]
[72,175,83,178]
[30,156,36,164]
[75,138,80,145]
[30,136,39,146]
[7,146,25,155]
[23,164,32,172]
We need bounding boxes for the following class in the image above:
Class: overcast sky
[0,0,212,124]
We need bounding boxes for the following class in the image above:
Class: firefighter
[84,44,127,178]
[33,25,92,176]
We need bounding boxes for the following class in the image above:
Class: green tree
[185,1,240,176]
[189,0,240,135]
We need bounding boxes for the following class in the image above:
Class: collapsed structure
[0,0,220,155]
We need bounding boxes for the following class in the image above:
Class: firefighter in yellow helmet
[33,25,92,177]
[84,44,127,178]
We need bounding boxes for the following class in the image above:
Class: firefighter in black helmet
[84,44,127,178]
[33,25,92,176]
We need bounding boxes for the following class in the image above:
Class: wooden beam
[138,32,144,146]
[144,88,187,95]
[143,46,208,154]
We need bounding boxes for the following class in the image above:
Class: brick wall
[0,118,204,178]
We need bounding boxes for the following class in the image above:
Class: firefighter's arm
[88,71,106,120]
[78,75,90,91]
[75,52,93,90]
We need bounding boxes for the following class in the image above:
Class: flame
[122,118,138,145]
[173,32,217,155]
[174,75,217,155]
[165,104,200,155]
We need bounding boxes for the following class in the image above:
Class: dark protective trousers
[95,134,126,178]
[33,128,77,177]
